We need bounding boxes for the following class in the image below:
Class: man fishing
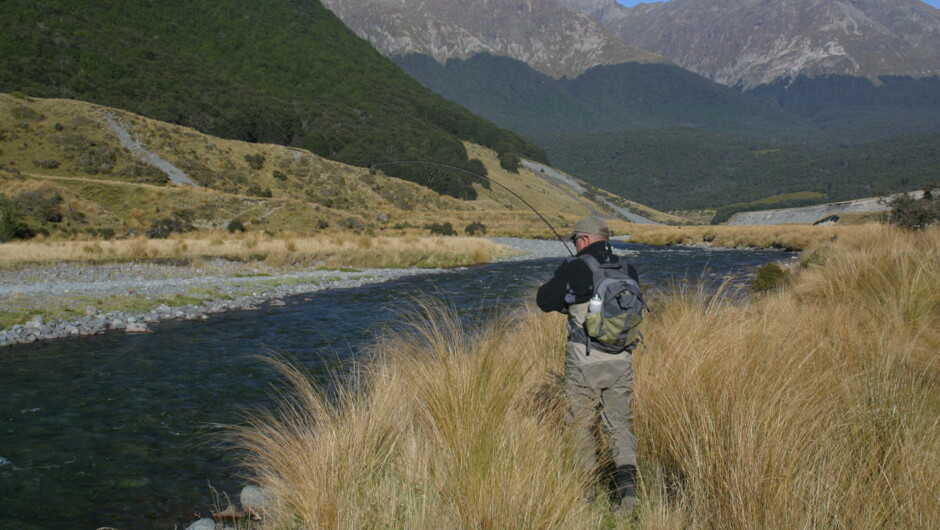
[536,216,642,511]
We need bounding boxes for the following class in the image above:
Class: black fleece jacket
[536,240,639,313]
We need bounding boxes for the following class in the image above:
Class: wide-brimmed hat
[563,216,610,242]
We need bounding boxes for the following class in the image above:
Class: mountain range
[319,0,665,79]
[321,0,940,211]
[563,0,940,87]
[327,0,940,87]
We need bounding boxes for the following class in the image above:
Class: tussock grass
[637,224,940,528]
[618,223,858,251]
[235,224,939,528]
[234,305,605,528]
[0,233,507,269]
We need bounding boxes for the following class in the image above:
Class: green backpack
[581,254,645,354]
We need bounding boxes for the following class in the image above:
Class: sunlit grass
[233,304,606,528]
[0,233,509,270]
[617,222,859,251]
[636,224,940,528]
[234,224,940,528]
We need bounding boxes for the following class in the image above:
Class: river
[0,243,793,529]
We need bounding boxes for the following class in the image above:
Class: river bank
[0,239,795,529]
[0,237,574,347]
[231,224,940,529]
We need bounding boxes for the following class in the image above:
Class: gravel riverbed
[0,238,572,347]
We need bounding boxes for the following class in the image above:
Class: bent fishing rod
[369,160,574,256]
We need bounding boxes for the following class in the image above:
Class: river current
[0,243,793,529]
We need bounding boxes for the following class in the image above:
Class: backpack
[580,254,645,354]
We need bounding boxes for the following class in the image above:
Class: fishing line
[370,160,574,256]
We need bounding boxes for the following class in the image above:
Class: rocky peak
[561,0,940,87]
[320,0,665,79]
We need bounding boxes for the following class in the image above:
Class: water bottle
[588,293,603,314]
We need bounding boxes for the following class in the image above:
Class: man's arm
[536,259,592,313]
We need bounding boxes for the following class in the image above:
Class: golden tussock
[234,224,939,528]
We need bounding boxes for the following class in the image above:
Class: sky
[615,0,940,8]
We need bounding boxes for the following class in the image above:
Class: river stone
[240,485,271,516]
[184,518,217,530]
[125,322,150,333]
[269,300,286,307]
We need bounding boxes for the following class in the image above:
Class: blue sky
[615,0,940,8]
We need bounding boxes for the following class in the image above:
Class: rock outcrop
[320,0,665,79]
[561,0,940,87]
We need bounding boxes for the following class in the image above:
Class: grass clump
[750,262,789,292]
[233,304,606,528]
[637,224,940,528]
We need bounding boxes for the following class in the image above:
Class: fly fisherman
[536,216,641,511]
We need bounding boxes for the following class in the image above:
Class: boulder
[184,518,217,530]
[240,485,271,517]
[125,322,151,333]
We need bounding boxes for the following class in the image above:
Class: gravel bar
[0,238,568,347]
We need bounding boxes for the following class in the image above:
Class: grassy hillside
[0,0,545,199]
[534,127,940,211]
[0,93,655,241]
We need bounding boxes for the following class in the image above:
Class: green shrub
[887,183,940,230]
[0,195,34,242]
[16,190,63,223]
[246,184,273,198]
[464,221,487,235]
[146,217,194,238]
[245,153,266,170]
[498,150,520,173]
[427,222,456,236]
[227,219,246,233]
[751,263,789,293]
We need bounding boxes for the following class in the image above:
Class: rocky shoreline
[0,237,572,347]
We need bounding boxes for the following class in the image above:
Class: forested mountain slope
[535,127,940,211]
[394,54,820,139]
[0,0,544,199]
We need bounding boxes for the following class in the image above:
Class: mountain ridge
[320,0,666,79]
[562,0,940,87]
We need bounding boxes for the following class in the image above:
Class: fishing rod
[369,160,574,256]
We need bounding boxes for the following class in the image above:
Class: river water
[0,243,792,529]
